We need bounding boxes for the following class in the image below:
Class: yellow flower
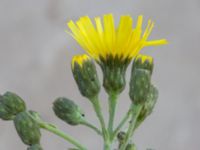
[67,13,167,94]
[67,13,167,63]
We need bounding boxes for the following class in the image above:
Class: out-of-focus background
[0,0,199,150]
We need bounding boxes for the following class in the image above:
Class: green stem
[81,120,102,135]
[119,105,142,150]
[108,93,118,137]
[90,96,110,150]
[39,122,87,150]
[112,105,133,141]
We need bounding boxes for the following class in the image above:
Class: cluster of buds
[129,55,158,128]
[0,53,159,150]
[0,92,42,150]
[68,53,159,150]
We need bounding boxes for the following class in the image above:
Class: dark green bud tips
[129,69,151,104]
[71,55,100,99]
[133,55,154,74]
[0,92,26,120]
[136,85,158,127]
[14,111,41,145]
[27,144,43,150]
[53,97,84,125]
[125,144,137,150]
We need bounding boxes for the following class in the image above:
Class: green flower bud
[71,54,100,99]
[129,69,151,104]
[136,85,158,127]
[53,97,84,125]
[117,131,126,148]
[0,96,14,120]
[125,144,137,150]
[117,131,126,143]
[133,55,154,74]
[27,144,43,150]
[14,111,41,145]
[100,55,129,94]
[2,92,26,115]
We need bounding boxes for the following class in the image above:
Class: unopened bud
[136,85,158,127]
[129,69,151,104]
[0,96,14,120]
[117,131,126,142]
[53,97,84,125]
[2,92,26,115]
[14,111,41,145]
[71,55,100,99]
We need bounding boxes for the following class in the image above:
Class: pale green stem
[27,112,87,150]
[81,120,102,135]
[90,96,110,150]
[119,105,142,150]
[111,105,133,141]
[40,122,87,150]
[108,93,118,137]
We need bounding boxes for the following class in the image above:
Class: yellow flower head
[67,13,167,64]
[67,14,167,94]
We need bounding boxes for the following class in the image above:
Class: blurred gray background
[0,0,199,150]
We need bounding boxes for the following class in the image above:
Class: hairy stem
[108,93,118,137]
[112,105,133,141]
[90,96,110,150]
[119,105,142,150]
[40,122,87,150]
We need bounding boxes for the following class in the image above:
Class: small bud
[117,131,126,142]
[71,54,100,99]
[27,144,43,150]
[125,144,137,150]
[2,92,26,115]
[0,96,14,120]
[136,85,158,127]
[14,111,41,145]
[53,97,84,125]
[133,55,154,74]
[129,69,151,104]
[117,131,126,148]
